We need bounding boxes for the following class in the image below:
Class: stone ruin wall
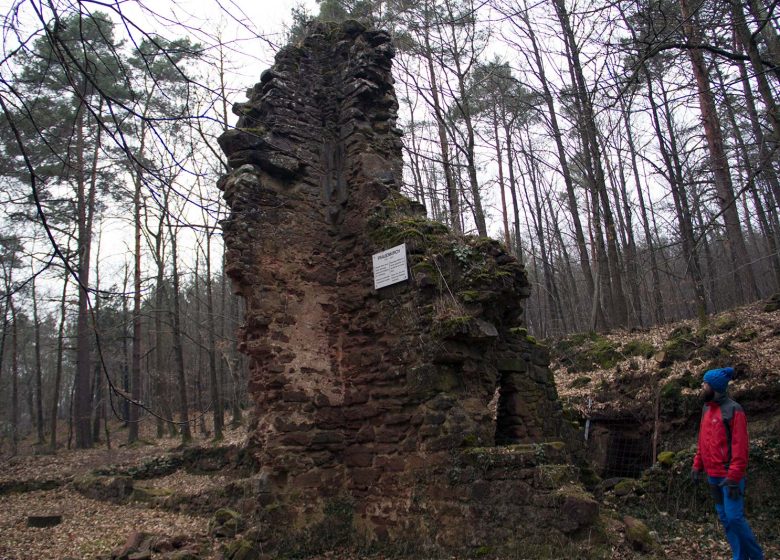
[217,21,596,553]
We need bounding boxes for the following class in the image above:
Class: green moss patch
[553,332,621,372]
[660,325,705,364]
[621,339,655,358]
[711,314,739,334]
[656,451,676,467]
[130,485,173,502]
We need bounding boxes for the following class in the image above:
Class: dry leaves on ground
[0,487,210,560]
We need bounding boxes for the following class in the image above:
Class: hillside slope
[551,300,780,432]
[549,300,780,559]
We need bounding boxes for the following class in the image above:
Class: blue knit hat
[703,367,734,394]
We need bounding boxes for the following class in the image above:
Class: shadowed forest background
[0,0,778,456]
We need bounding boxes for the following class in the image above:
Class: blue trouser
[708,477,764,560]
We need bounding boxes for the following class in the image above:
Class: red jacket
[693,395,749,481]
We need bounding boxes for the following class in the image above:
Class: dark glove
[720,478,741,499]
[690,469,702,483]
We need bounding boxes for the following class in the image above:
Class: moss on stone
[736,328,758,342]
[589,337,621,368]
[623,516,656,552]
[536,464,576,489]
[679,369,700,389]
[660,380,682,401]
[457,290,481,302]
[712,314,738,333]
[662,325,704,363]
[223,538,260,560]
[237,125,267,136]
[553,332,621,372]
[622,339,656,358]
[613,479,637,496]
[279,497,355,556]
[432,315,472,338]
[411,261,435,275]
[209,508,245,538]
[578,465,602,490]
[130,485,173,502]
[369,216,446,247]
[657,451,676,467]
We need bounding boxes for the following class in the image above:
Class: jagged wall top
[218,20,403,227]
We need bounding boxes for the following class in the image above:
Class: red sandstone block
[343,389,370,405]
[370,386,409,399]
[279,433,312,446]
[355,425,375,443]
[293,471,322,488]
[343,453,374,467]
[343,404,380,421]
[310,431,342,444]
[273,417,313,432]
[281,389,308,402]
[350,467,380,486]
[375,456,405,472]
[359,350,382,366]
[375,427,406,443]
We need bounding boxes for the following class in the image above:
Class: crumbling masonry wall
[217,21,596,553]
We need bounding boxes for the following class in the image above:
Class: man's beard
[702,387,715,402]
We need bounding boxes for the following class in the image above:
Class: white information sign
[372,243,409,289]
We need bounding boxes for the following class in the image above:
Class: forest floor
[0,422,247,560]
[1,302,779,559]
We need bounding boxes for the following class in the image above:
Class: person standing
[691,366,764,560]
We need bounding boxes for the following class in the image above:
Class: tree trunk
[521,6,597,318]
[150,197,178,439]
[731,0,780,163]
[194,251,208,436]
[10,297,19,456]
[128,162,143,443]
[547,195,581,327]
[554,0,627,327]
[444,0,487,236]
[679,0,758,303]
[745,0,780,82]
[74,104,93,449]
[621,97,665,324]
[206,232,224,440]
[31,264,45,444]
[92,232,103,444]
[493,109,511,248]
[734,53,780,227]
[165,198,192,444]
[120,264,130,426]
[49,265,69,452]
[521,135,564,334]
[646,67,708,323]
[610,146,643,326]
[504,125,523,261]
[716,62,780,290]
[421,11,461,233]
